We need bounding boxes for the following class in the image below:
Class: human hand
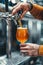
[20,43,39,56]
[12,2,30,19]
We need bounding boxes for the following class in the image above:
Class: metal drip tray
[0,55,6,60]
[0,51,30,65]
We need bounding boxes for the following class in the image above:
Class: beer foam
[17,27,27,29]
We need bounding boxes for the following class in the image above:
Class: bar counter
[0,51,30,65]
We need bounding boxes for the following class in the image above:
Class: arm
[39,45,43,56]
[12,2,43,20]
[30,4,43,20]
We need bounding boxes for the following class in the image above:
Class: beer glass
[16,25,29,44]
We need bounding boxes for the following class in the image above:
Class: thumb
[20,11,27,19]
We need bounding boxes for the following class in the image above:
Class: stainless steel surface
[6,17,11,58]
[28,19,43,43]
[0,51,30,65]
[0,12,17,58]
[0,3,13,12]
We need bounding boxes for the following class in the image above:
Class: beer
[16,27,29,43]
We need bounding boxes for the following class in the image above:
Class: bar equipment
[0,12,17,58]
[0,0,17,58]
[28,19,43,44]
[0,3,12,12]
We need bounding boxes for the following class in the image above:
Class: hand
[20,43,39,56]
[12,2,30,19]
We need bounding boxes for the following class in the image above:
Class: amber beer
[16,27,29,44]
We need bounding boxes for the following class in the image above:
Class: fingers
[12,2,20,10]
[12,2,28,19]
[12,2,22,15]
[20,43,39,56]
[20,44,26,47]
[20,46,30,50]
[20,45,33,50]
[20,50,28,53]
[12,6,21,15]
[20,43,34,50]
[20,10,27,19]
[12,8,27,19]
[20,49,38,56]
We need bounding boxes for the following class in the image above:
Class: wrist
[27,2,33,11]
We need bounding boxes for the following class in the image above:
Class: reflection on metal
[9,0,20,3]
[6,18,11,58]
[0,12,17,58]
[0,3,13,12]
[28,19,43,44]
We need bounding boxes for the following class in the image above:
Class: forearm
[39,45,43,56]
[29,4,43,20]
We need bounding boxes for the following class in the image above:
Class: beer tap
[6,16,11,58]
[5,0,11,58]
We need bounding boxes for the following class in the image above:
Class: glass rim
[17,25,28,29]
